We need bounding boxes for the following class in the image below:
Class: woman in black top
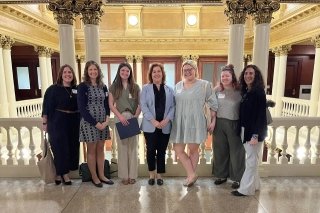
[42,64,80,185]
[232,64,267,196]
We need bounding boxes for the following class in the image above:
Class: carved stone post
[0,35,9,117]
[76,0,104,64]
[46,48,54,85]
[48,0,77,71]
[248,0,280,86]
[35,46,49,97]
[274,45,291,117]
[1,36,16,117]
[310,35,320,116]
[225,0,251,77]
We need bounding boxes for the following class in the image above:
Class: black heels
[61,175,72,185]
[55,179,62,185]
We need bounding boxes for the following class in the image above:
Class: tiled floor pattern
[1,177,319,213]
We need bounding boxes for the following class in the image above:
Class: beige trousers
[115,112,138,179]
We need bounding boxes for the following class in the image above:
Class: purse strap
[42,133,49,158]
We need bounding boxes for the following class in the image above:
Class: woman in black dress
[42,64,80,185]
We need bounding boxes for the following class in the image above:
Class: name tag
[72,89,77,94]
[129,93,132,98]
[176,89,182,94]
[218,93,225,99]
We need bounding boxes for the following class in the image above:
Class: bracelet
[252,134,258,139]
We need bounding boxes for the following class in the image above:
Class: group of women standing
[42,59,267,196]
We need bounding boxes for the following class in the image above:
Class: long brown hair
[239,64,265,95]
[111,62,139,100]
[82,60,104,87]
[56,64,77,86]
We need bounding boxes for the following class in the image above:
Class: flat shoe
[55,180,61,185]
[157,179,164,186]
[100,179,114,185]
[214,178,227,185]
[231,190,246,196]
[92,180,103,188]
[231,182,240,189]
[148,179,155,185]
[129,179,136,184]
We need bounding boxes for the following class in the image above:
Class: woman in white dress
[170,60,218,187]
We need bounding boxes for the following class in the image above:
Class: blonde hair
[181,60,199,78]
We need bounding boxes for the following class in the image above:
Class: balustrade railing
[1,117,320,178]
[15,98,43,118]
[281,97,310,117]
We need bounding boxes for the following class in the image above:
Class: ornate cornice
[1,36,15,49]
[47,0,76,25]
[248,0,280,24]
[100,38,229,43]
[0,6,57,33]
[76,0,104,25]
[311,35,320,48]
[271,5,320,31]
[224,0,252,25]
[35,46,47,57]
[104,0,222,5]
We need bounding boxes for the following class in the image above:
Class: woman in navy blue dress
[42,64,80,185]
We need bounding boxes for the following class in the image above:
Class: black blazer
[240,87,267,143]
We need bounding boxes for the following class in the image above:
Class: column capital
[126,55,134,63]
[271,47,281,57]
[35,46,47,57]
[278,45,291,56]
[248,0,280,24]
[46,48,54,57]
[243,54,252,62]
[79,55,86,63]
[1,36,15,49]
[47,0,76,25]
[135,55,143,63]
[224,0,252,25]
[76,0,104,25]
[311,35,320,48]
[0,34,5,48]
[182,55,199,62]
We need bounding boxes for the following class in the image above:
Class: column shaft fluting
[310,35,320,116]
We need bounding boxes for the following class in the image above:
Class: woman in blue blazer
[140,63,175,186]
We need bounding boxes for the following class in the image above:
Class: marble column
[275,45,291,117]
[249,0,280,86]
[126,55,134,69]
[310,35,320,116]
[2,36,16,117]
[271,48,281,102]
[135,56,143,86]
[46,48,54,85]
[0,35,9,117]
[36,46,49,97]
[48,1,77,71]
[77,1,103,64]
[225,0,249,77]
[80,55,86,79]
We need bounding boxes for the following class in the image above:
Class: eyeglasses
[183,68,194,72]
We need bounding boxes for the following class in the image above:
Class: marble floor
[1,177,319,213]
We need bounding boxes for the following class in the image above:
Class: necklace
[64,86,72,98]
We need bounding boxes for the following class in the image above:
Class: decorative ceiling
[0,0,319,5]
